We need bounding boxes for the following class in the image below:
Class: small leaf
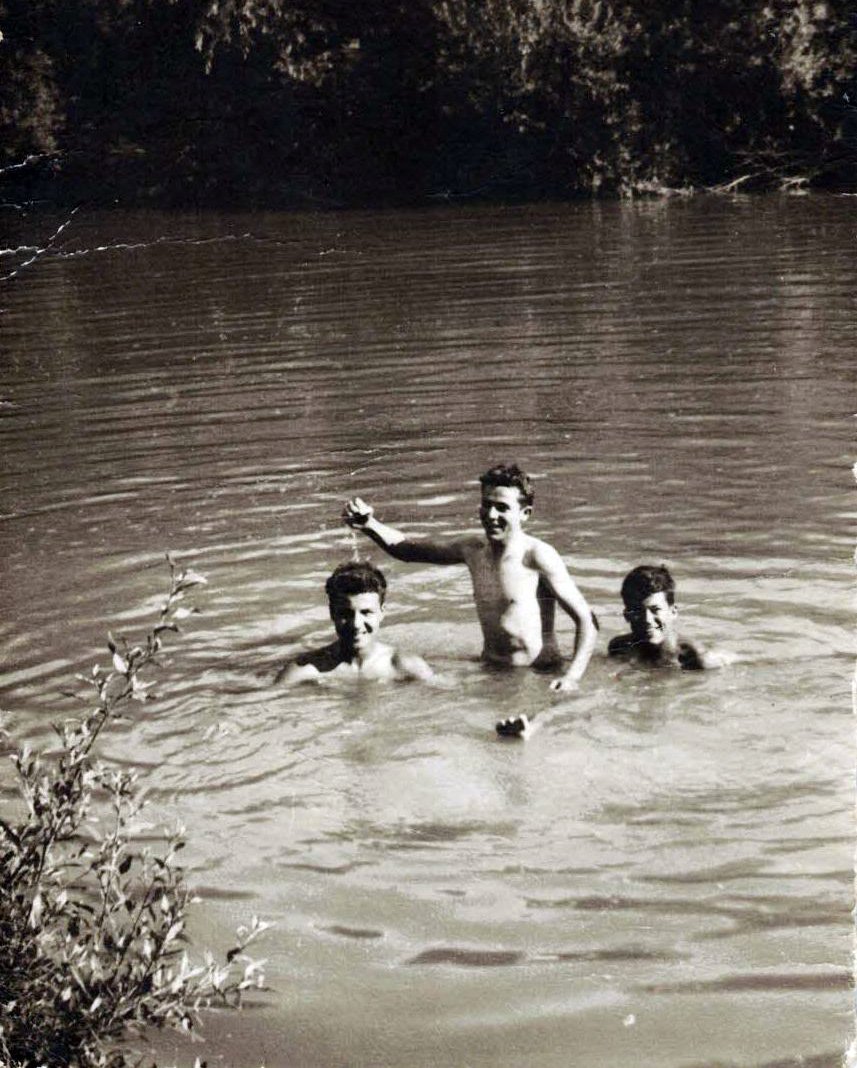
[173,606,199,620]
[131,679,155,702]
[29,893,43,927]
[112,652,128,674]
[165,920,184,943]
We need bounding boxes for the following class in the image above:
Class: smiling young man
[343,464,597,712]
[607,564,727,670]
[278,561,433,684]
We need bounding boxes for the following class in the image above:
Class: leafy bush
[0,0,855,202]
[0,556,269,1068]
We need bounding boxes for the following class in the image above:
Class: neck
[660,633,680,659]
[642,637,680,663]
[337,639,375,665]
[488,530,523,557]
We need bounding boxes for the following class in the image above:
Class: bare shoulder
[277,659,321,685]
[299,644,343,670]
[458,533,488,558]
[681,641,734,670]
[607,633,635,657]
[526,534,564,569]
[391,649,434,682]
[277,643,340,683]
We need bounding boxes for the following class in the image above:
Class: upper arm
[392,536,472,565]
[532,542,593,625]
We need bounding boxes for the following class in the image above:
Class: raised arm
[532,541,598,692]
[343,498,469,565]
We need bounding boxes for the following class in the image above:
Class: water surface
[1,196,854,1067]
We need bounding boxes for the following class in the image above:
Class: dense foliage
[0,557,268,1068]
[0,0,855,205]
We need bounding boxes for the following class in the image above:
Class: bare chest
[468,548,538,607]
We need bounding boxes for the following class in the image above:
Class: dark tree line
[1,0,855,207]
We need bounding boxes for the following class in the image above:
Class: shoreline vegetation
[0,557,268,1068]
[1,1,855,211]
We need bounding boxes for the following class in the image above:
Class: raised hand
[343,497,374,528]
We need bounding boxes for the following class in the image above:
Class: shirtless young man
[344,464,597,732]
[278,561,433,685]
[607,564,728,670]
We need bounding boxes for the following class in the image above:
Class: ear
[521,505,532,521]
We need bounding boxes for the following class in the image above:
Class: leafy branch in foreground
[0,555,269,1068]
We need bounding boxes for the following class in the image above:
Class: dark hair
[325,561,387,605]
[478,463,534,508]
[620,564,675,608]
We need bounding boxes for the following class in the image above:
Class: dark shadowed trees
[1,0,854,205]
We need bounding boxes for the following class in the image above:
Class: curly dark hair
[620,564,675,608]
[478,463,534,507]
[325,561,387,605]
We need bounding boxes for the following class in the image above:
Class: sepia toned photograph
[1,3,855,1067]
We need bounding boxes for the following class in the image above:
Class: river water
[1,197,854,1068]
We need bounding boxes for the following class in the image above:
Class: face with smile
[479,485,531,544]
[330,591,384,658]
[625,591,678,647]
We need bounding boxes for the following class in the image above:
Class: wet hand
[496,714,533,739]
[343,497,374,528]
[549,675,579,694]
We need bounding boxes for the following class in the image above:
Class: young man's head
[325,561,387,656]
[620,564,678,647]
[478,463,534,543]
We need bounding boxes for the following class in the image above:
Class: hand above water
[343,497,374,528]
[496,713,535,739]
